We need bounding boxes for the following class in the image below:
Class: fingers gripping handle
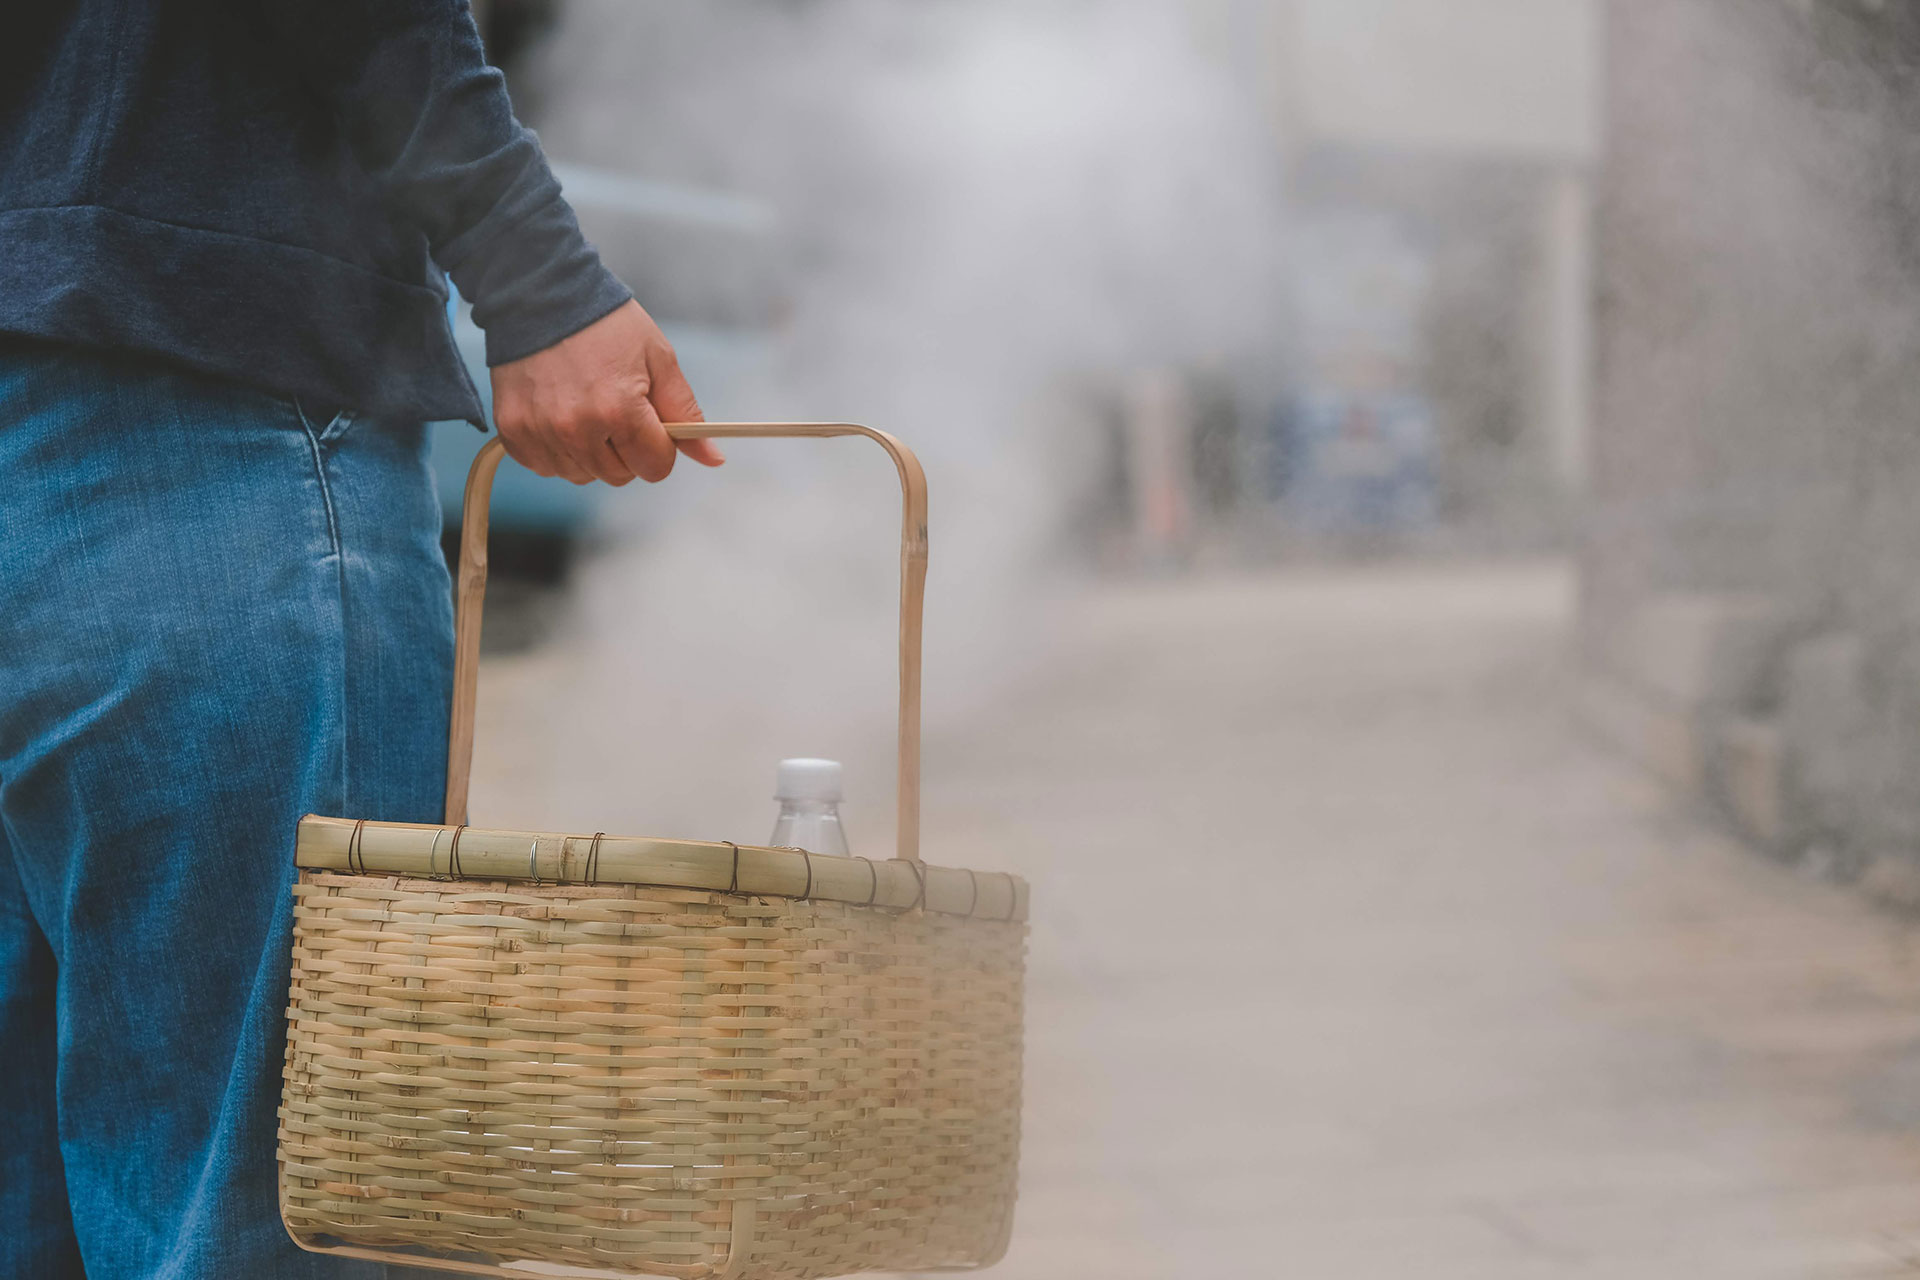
[442,424,930,864]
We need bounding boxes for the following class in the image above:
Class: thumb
[649,356,725,468]
[675,435,727,469]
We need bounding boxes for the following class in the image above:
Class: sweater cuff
[446,189,634,367]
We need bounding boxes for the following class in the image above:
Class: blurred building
[1179,0,1598,546]
[1580,0,1920,891]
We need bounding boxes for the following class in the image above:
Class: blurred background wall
[1582,0,1920,893]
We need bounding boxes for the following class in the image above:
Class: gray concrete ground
[474,560,1920,1278]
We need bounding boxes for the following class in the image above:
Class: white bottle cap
[775,758,843,804]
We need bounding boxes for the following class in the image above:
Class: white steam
[469,0,1287,844]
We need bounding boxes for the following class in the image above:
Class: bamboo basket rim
[296,815,1029,923]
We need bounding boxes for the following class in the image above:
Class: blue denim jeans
[0,340,456,1278]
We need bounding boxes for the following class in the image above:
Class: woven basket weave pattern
[280,871,1026,1277]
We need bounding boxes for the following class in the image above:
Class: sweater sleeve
[264,0,632,365]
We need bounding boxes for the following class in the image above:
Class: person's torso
[2,0,432,287]
[0,0,480,424]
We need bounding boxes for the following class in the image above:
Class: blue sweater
[0,0,630,426]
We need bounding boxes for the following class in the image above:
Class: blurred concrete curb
[1574,590,1920,911]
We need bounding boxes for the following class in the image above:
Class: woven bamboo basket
[279,424,1028,1279]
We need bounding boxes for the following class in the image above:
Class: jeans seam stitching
[296,417,342,558]
[299,418,350,810]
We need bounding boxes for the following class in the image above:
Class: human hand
[488,298,725,484]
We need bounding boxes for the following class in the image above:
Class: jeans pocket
[293,398,357,448]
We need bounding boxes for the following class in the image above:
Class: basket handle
[443,423,930,863]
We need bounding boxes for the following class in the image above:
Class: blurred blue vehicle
[1270,389,1437,533]
[430,163,782,544]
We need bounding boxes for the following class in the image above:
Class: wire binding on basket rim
[345,819,367,874]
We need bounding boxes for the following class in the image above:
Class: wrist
[451,193,634,367]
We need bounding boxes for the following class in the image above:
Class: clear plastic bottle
[768,758,851,856]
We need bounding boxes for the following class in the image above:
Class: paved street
[474,560,1920,1278]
